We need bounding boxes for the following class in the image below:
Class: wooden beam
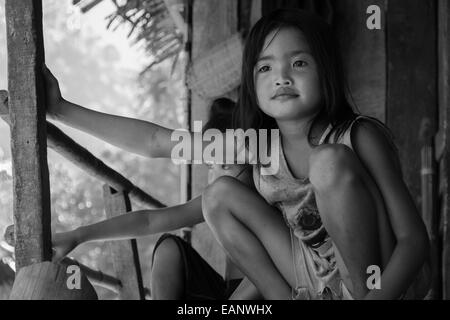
[438,0,450,300]
[103,185,145,300]
[79,0,105,13]
[5,0,52,269]
[238,0,253,35]
[0,90,165,210]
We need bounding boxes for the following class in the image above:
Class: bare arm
[43,66,262,166]
[52,196,203,261]
[43,65,177,158]
[79,196,202,242]
[56,99,176,158]
[352,120,429,300]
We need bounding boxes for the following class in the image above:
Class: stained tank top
[252,115,395,299]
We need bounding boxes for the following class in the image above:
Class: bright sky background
[0,0,149,175]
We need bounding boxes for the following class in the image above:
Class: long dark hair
[203,97,236,132]
[233,8,357,145]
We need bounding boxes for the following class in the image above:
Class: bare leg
[309,144,395,299]
[229,277,264,300]
[202,177,296,299]
[150,237,184,299]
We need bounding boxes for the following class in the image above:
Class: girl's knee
[151,236,185,299]
[152,237,182,268]
[309,144,361,192]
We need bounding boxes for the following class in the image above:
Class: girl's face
[253,27,322,122]
[207,164,250,184]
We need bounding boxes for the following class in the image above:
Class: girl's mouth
[272,87,299,100]
[272,94,299,101]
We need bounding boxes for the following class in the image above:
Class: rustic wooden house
[0,0,449,299]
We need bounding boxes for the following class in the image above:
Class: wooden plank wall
[335,0,439,297]
[438,0,450,300]
[386,2,440,298]
[386,0,437,207]
[190,0,239,276]
[5,0,52,269]
[333,0,386,121]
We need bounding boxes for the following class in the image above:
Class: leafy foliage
[75,0,185,73]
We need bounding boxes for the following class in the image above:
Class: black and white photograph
[0,0,448,308]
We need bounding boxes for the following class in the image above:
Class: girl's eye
[221,164,231,170]
[293,60,307,68]
[257,65,270,73]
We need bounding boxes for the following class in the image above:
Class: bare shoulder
[350,118,402,174]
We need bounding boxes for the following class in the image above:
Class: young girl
[199,9,430,300]
[51,98,260,300]
[43,9,430,300]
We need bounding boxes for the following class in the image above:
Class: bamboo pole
[419,118,439,299]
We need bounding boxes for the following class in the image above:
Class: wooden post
[190,0,238,278]
[438,0,450,300]
[103,185,145,300]
[5,0,52,269]
[179,0,193,243]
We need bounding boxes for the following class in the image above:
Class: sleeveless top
[252,115,390,299]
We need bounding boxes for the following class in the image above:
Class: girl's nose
[275,68,293,86]
[276,78,292,86]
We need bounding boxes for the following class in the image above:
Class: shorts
[151,233,242,300]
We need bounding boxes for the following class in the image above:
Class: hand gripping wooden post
[5,0,52,269]
[4,0,100,299]
[103,185,145,300]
